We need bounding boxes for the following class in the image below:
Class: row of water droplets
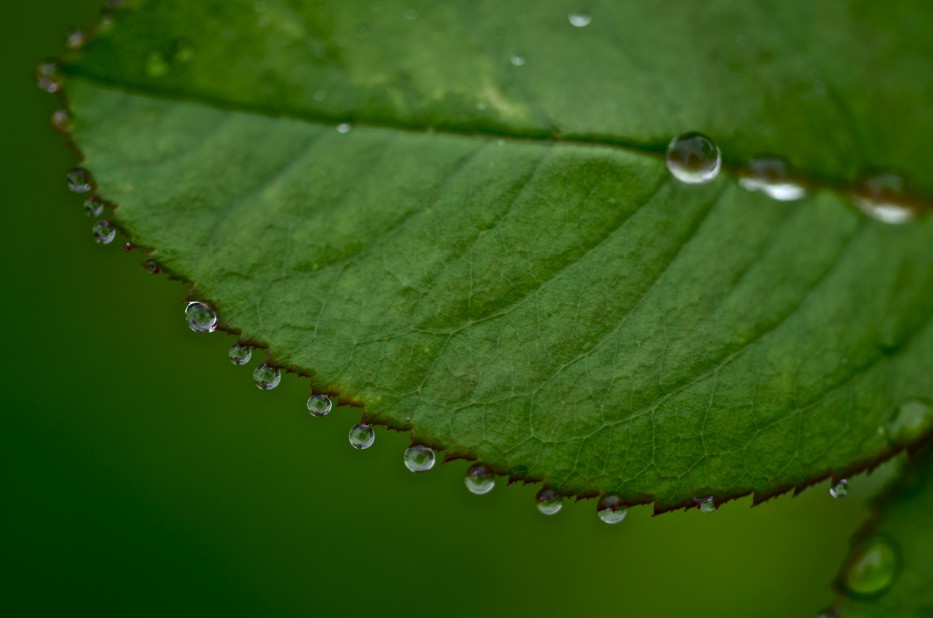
[186,298,871,523]
[664,132,920,223]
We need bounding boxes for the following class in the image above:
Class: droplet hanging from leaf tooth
[464,463,495,495]
[184,301,217,333]
[404,444,435,473]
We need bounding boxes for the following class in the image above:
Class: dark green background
[1,2,895,616]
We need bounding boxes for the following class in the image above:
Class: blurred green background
[0,2,897,616]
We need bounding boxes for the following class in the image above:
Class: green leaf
[831,445,933,616]
[57,0,933,511]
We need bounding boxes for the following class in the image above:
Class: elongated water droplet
[92,220,115,245]
[510,53,526,67]
[597,494,628,524]
[228,342,252,366]
[336,123,352,134]
[568,10,592,28]
[738,157,807,201]
[349,423,375,449]
[65,28,87,49]
[535,488,563,515]
[145,52,169,77]
[884,398,933,444]
[307,394,332,417]
[464,463,495,495]
[694,496,717,513]
[67,168,92,193]
[852,173,916,224]
[843,536,898,598]
[84,196,104,217]
[253,363,281,390]
[51,109,73,133]
[830,479,849,499]
[185,301,217,333]
[35,61,60,93]
[404,444,435,472]
[666,132,721,185]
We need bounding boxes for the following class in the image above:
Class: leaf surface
[59,0,933,510]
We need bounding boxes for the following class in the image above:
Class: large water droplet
[51,109,73,133]
[852,173,917,224]
[349,423,375,449]
[84,196,104,217]
[185,301,217,333]
[92,220,115,245]
[694,496,717,513]
[67,168,93,193]
[535,488,563,515]
[884,399,933,444]
[597,494,628,524]
[666,132,721,185]
[307,394,332,417]
[228,342,252,366]
[464,463,495,495]
[510,53,526,67]
[336,123,352,134]
[253,363,281,390]
[843,536,898,598]
[830,479,849,499]
[738,157,807,201]
[404,444,435,472]
[35,61,60,93]
[568,10,592,28]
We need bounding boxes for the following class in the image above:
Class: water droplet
[65,28,86,49]
[92,220,115,245]
[464,463,495,495]
[403,8,419,20]
[694,496,717,513]
[229,342,252,366]
[185,301,217,333]
[403,444,435,472]
[884,399,933,444]
[475,101,488,111]
[145,52,169,77]
[253,363,281,390]
[738,157,807,201]
[51,109,73,133]
[535,488,563,515]
[349,423,375,449]
[666,132,721,185]
[568,10,592,28]
[313,89,327,102]
[510,53,526,67]
[67,168,92,193]
[35,61,60,93]
[336,123,352,134]
[852,173,916,224]
[830,479,849,499]
[307,394,333,417]
[123,242,134,252]
[84,196,104,217]
[843,536,898,598]
[597,494,628,524]
[144,259,161,274]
